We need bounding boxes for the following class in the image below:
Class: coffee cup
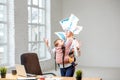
[12,70,17,75]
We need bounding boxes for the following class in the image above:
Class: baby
[44,38,70,64]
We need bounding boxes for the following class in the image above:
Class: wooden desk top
[0,74,102,80]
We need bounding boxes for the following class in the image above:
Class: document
[17,77,37,80]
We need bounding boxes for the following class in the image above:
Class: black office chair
[21,53,56,76]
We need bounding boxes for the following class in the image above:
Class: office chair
[21,53,56,76]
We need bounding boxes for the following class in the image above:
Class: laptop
[15,64,36,77]
[15,64,27,77]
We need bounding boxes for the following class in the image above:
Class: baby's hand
[43,38,49,47]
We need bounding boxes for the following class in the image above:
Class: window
[28,0,51,60]
[0,0,14,66]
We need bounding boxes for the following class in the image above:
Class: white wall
[14,0,28,64]
[51,0,63,47]
[62,0,120,67]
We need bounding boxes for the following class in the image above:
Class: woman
[59,30,81,77]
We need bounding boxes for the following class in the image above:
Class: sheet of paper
[17,77,37,80]
[45,77,63,80]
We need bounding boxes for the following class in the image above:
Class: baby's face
[57,39,64,46]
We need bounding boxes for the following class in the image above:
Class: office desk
[0,74,102,80]
[49,77,102,80]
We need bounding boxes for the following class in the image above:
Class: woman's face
[65,30,73,37]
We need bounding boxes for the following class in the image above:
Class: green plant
[76,69,82,78]
[0,67,7,74]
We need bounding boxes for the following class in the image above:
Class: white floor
[46,66,120,80]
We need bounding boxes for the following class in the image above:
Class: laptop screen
[15,64,27,77]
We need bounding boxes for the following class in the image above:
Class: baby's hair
[54,39,61,47]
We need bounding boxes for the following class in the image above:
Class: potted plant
[76,69,82,80]
[0,67,7,78]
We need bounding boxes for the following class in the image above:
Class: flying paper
[54,32,66,41]
[59,14,83,34]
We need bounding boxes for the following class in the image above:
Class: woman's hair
[69,51,74,56]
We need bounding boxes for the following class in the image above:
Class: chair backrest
[21,53,42,75]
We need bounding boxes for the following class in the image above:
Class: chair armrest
[42,72,56,76]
